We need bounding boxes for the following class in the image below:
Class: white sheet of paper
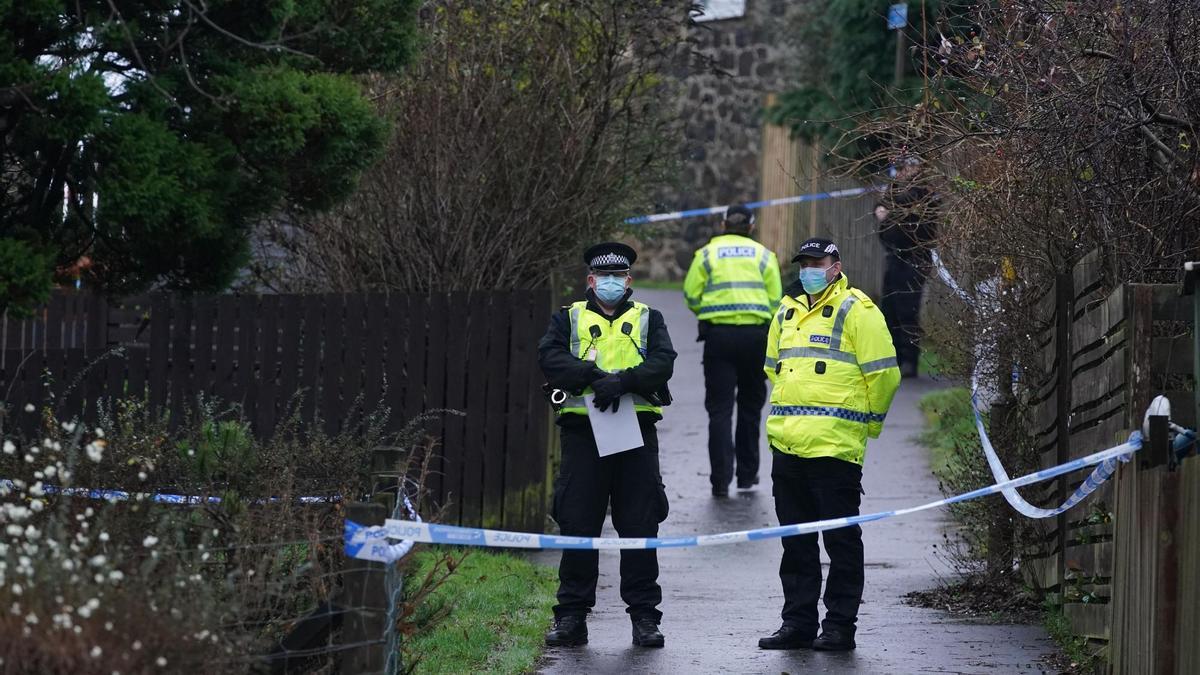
[584,393,644,456]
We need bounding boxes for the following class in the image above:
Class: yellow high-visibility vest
[764,274,901,465]
[560,300,662,416]
[684,234,782,325]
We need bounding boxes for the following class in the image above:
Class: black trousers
[881,253,929,367]
[771,451,864,637]
[702,322,769,488]
[552,418,669,622]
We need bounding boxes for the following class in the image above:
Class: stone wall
[635,0,804,281]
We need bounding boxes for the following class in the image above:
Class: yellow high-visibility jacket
[764,275,901,464]
[684,234,782,325]
[559,300,662,416]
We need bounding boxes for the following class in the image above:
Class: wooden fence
[0,290,553,531]
[1020,250,1197,673]
[758,118,885,299]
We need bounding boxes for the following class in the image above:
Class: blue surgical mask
[594,276,628,305]
[799,267,831,295]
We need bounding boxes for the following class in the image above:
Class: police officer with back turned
[758,237,901,652]
[684,204,782,496]
[539,242,677,649]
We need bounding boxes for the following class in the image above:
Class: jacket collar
[783,274,850,312]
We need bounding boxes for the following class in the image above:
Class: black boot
[545,615,588,647]
[736,476,759,491]
[813,627,856,651]
[758,624,814,650]
[631,617,665,648]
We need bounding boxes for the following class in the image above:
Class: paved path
[535,289,1054,674]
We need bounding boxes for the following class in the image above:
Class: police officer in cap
[538,242,677,649]
[684,203,783,497]
[758,236,901,652]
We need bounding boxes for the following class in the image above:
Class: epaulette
[848,288,878,309]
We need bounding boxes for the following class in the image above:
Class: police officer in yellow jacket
[538,242,676,650]
[757,237,901,652]
[684,204,782,496]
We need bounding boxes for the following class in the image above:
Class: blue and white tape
[624,187,880,225]
[344,436,1139,560]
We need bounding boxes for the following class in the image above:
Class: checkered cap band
[590,253,630,268]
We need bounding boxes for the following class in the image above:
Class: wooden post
[988,400,1015,576]
[341,501,388,674]
[1053,273,1074,593]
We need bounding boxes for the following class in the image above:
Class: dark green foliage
[0,0,417,308]
[768,0,974,157]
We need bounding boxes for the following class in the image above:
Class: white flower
[24,612,37,625]
[11,584,22,595]
[105,621,112,630]
[2,441,14,455]
[23,404,33,413]
[142,535,159,548]
[6,524,24,537]
[62,421,76,433]
[132,640,142,651]
[85,442,103,463]
[108,570,124,583]
[90,646,102,658]
[89,555,107,567]
[28,500,43,513]
[43,466,56,478]
[99,532,110,542]
[23,454,34,464]
[22,525,39,541]
[94,428,104,438]
[156,657,167,667]
[79,605,93,618]
[137,472,147,481]
[29,482,44,497]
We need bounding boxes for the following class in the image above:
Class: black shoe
[812,628,856,651]
[545,615,588,647]
[757,624,814,650]
[631,617,664,648]
[712,484,729,498]
[736,476,759,490]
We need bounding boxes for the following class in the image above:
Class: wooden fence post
[341,501,388,674]
[1053,272,1073,594]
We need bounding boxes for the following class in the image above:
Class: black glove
[696,320,711,342]
[591,374,625,412]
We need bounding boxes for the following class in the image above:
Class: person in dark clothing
[538,242,677,649]
[874,158,938,377]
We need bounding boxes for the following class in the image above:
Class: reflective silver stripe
[758,248,769,273]
[860,356,899,373]
[775,305,788,329]
[638,305,650,350]
[701,247,712,276]
[777,346,857,365]
[560,394,657,412]
[704,280,767,292]
[568,305,582,358]
[828,295,859,351]
[764,356,778,370]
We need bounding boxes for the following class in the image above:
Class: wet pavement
[535,289,1055,674]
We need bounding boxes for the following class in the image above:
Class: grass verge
[406,549,557,674]
[916,386,980,480]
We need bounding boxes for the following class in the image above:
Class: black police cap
[584,242,637,271]
[791,237,841,262]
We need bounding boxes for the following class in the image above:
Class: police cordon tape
[623,187,881,225]
[343,434,1141,562]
